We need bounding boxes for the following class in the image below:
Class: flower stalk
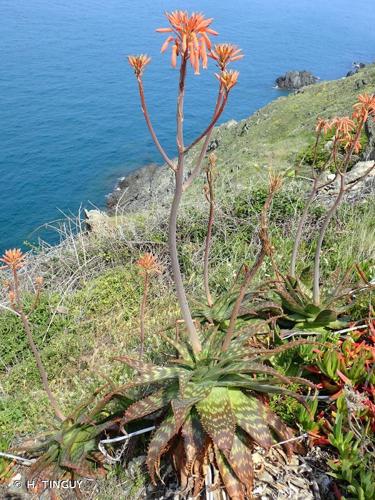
[286,95,375,304]
[1,250,65,421]
[136,253,161,357]
[222,174,282,351]
[129,12,242,354]
[312,111,370,305]
[203,153,217,307]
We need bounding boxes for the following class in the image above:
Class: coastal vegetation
[1,10,375,500]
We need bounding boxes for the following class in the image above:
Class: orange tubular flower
[128,54,151,78]
[210,43,243,71]
[333,116,356,137]
[0,249,26,272]
[353,93,375,121]
[315,118,335,135]
[343,135,362,153]
[215,70,239,93]
[156,11,218,74]
[136,253,161,275]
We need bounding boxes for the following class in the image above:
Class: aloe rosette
[116,327,315,499]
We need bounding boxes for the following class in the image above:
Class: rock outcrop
[275,71,318,90]
[365,116,375,161]
[320,161,375,203]
[346,62,366,77]
[106,163,173,213]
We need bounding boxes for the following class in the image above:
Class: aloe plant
[274,275,348,330]
[193,288,282,331]
[113,327,315,498]
[21,391,131,484]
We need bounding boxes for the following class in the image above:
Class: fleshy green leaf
[214,446,246,500]
[313,309,337,325]
[181,412,207,475]
[182,381,211,400]
[123,385,178,424]
[146,413,179,484]
[264,408,295,456]
[115,355,183,386]
[158,331,194,364]
[229,432,254,495]
[304,303,321,317]
[196,387,235,455]
[228,389,273,449]
[171,399,193,430]
[178,370,194,398]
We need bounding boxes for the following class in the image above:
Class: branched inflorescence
[128,11,243,354]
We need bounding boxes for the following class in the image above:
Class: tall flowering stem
[169,54,203,352]
[203,154,217,307]
[222,175,282,352]
[289,95,375,293]
[312,98,375,305]
[129,12,242,354]
[0,250,65,421]
[136,76,175,170]
[290,120,338,278]
[137,253,161,357]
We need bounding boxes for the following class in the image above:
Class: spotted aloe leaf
[265,409,296,457]
[228,389,273,449]
[312,309,338,325]
[115,355,182,386]
[123,385,178,424]
[170,412,209,496]
[171,399,194,430]
[57,460,98,478]
[178,370,194,398]
[229,380,309,409]
[181,412,207,474]
[221,322,269,359]
[248,339,322,362]
[238,301,283,319]
[214,446,246,500]
[69,436,96,464]
[195,387,235,455]
[229,432,254,496]
[182,381,212,400]
[277,288,306,314]
[221,362,292,385]
[147,413,180,484]
[158,331,195,364]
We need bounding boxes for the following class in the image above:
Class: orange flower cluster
[353,93,375,121]
[316,116,355,136]
[315,118,334,135]
[315,94,375,154]
[128,54,151,77]
[0,249,25,272]
[156,11,218,74]
[215,70,239,93]
[136,253,161,275]
[210,43,243,71]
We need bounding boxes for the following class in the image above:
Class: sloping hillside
[108,64,375,214]
[1,65,374,498]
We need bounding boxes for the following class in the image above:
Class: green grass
[0,265,177,441]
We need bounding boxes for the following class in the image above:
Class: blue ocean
[1,0,375,252]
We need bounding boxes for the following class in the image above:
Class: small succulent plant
[22,391,131,486]
[274,275,348,330]
[193,288,282,331]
